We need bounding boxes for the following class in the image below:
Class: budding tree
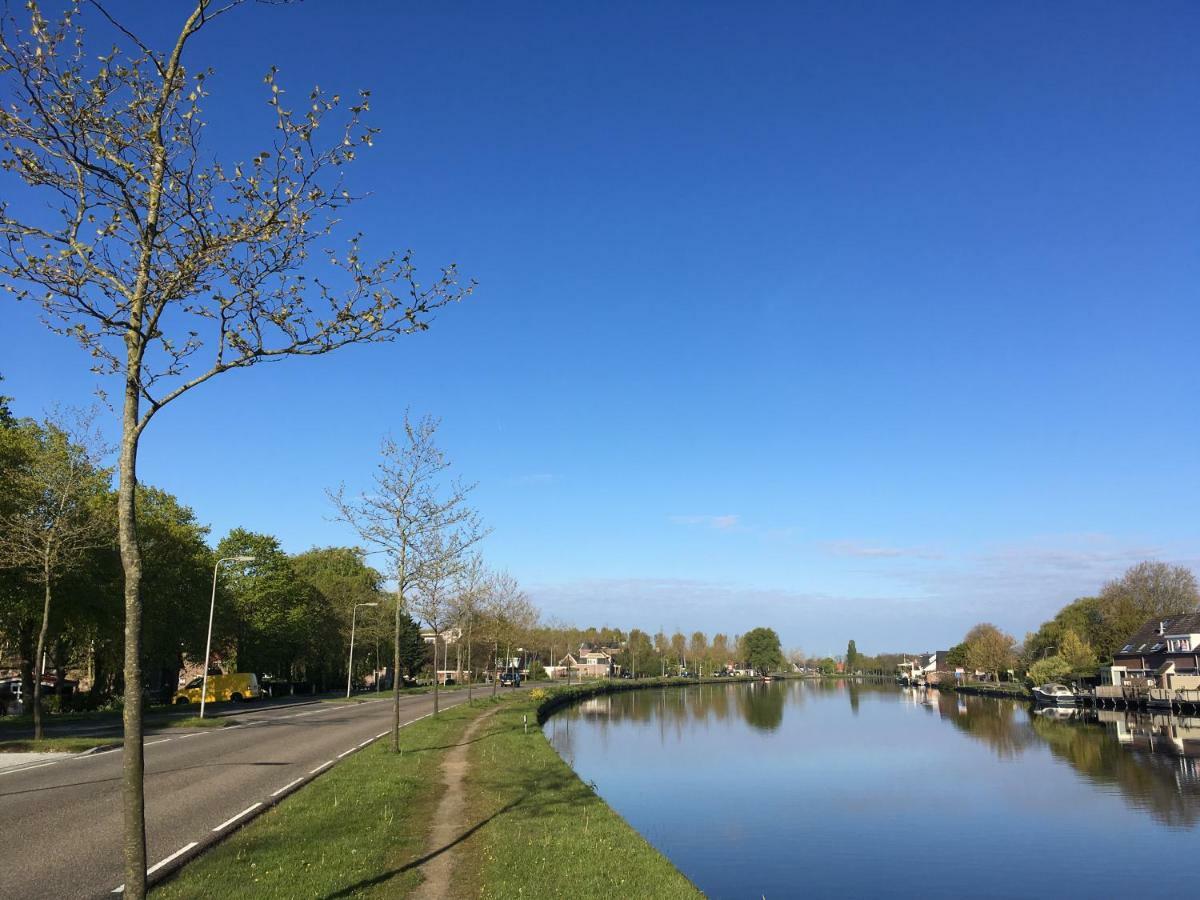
[411,522,485,715]
[329,415,482,731]
[452,553,488,702]
[0,3,473,894]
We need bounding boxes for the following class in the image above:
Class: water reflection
[546,681,1200,898]
[906,685,1200,827]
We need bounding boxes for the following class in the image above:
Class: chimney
[1158,621,1167,636]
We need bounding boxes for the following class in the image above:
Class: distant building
[897,651,954,685]
[558,646,616,679]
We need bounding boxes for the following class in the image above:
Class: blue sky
[3,1,1199,655]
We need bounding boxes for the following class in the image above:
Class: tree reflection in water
[918,686,1200,828]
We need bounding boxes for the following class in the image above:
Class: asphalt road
[0,688,505,899]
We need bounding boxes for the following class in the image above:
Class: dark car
[499,671,521,686]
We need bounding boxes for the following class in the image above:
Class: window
[1150,643,1164,652]
[1121,644,1134,653]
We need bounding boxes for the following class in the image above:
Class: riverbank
[938,680,1032,700]
[153,682,701,898]
[450,686,701,898]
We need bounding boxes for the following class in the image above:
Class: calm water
[545,680,1200,899]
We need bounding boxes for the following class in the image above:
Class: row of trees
[512,624,784,677]
[949,561,1200,684]
[0,400,440,730]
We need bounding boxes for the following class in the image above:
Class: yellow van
[173,672,261,705]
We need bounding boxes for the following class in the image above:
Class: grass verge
[153,696,503,899]
[451,691,702,898]
[0,736,119,753]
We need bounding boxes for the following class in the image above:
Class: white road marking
[212,802,263,832]
[377,730,390,738]
[309,759,334,774]
[358,738,373,747]
[148,841,199,874]
[337,747,355,758]
[0,760,58,777]
[271,777,304,797]
[110,841,200,892]
[144,738,171,746]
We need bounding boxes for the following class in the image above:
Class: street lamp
[200,556,256,719]
[347,602,380,698]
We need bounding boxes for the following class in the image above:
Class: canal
[545,679,1200,898]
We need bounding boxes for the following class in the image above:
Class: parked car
[499,671,521,686]
[173,672,262,705]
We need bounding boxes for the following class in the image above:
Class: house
[897,651,954,685]
[558,646,616,679]
[1111,614,1200,678]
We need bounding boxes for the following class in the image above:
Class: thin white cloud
[669,514,740,531]
[822,540,943,560]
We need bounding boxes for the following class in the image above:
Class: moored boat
[1032,683,1077,706]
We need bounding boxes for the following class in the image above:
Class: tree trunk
[492,641,498,698]
[32,562,52,741]
[118,372,147,898]
[432,635,439,715]
[466,633,473,702]
[391,577,403,753]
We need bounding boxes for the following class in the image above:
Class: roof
[1115,613,1200,655]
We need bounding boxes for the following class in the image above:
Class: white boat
[1032,683,1077,706]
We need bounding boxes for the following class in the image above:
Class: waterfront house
[897,651,954,685]
[1111,614,1200,678]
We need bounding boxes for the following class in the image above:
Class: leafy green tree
[137,488,217,695]
[1059,628,1097,672]
[291,546,387,685]
[964,623,1017,681]
[845,639,859,673]
[0,414,110,737]
[215,530,334,683]
[1026,655,1072,685]
[1024,596,1104,665]
[742,627,784,675]
[945,642,969,668]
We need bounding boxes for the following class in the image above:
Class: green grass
[154,697,501,899]
[0,736,119,753]
[452,693,702,899]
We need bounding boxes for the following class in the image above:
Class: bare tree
[0,4,473,893]
[411,517,485,714]
[452,554,488,703]
[481,570,536,697]
[0,410,110,739]
[329,415,481,731]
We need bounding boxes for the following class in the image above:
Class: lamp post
[347,602,380,698]
[200,556,256,719]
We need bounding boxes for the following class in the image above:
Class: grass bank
[155,697,500,899]
[156,680,708,898]
[942,680,1032,700]
[0,736,119,753]
[451,686,702,898]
